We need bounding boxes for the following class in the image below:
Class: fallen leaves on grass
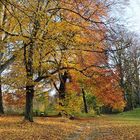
[0,116,79,140]
[0,116,140,140]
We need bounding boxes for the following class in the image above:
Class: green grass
[110,108,140,122]
[75,108,140,119]
[73,111,96,118]
[118,108,140,117]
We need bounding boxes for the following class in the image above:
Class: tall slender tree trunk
[82,88,88,113]
[0,52,4,114]
[138,90,140,105]
[136,67,140,105]
[24,44,34,122]
[130,94,134,110]
[0,75,4,114]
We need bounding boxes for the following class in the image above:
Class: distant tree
[108,25,140,110]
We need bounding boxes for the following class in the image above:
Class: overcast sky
[123,0,140,33]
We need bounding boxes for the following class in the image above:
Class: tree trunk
[82,88,88,113]
[138,90,140,105]
[0,52,4,114]
[59,71,68,100]
[130,94,134,110]
[24,44,34,122]
[25,85,34,122]
[136,68,140,105]
[58,71,72,117]
[0,75,4,114]
[24,15,40,121]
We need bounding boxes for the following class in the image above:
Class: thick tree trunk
[25,85,34,122]
[82,88,88,113]
[59,71,68,100]
[0,76,4,114]
[24,44,34,122]
[57,72,68,115]
[24,16,40,121]
[58,71,73,118]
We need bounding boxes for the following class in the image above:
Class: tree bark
[59,71,69,100]
[25,85,34,122]
[0,52,4,114]
[0,75,4,114]
[57,71,72,117]
[24,14,39,121]
[82,88,88,113]
[24,44,34,122]
[135,66,140,105]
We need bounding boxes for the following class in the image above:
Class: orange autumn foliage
[67,62,125,110]
[57,0,125,110]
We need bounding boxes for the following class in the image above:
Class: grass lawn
[0,108,140,140]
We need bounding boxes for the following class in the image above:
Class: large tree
[0,0,121,121]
